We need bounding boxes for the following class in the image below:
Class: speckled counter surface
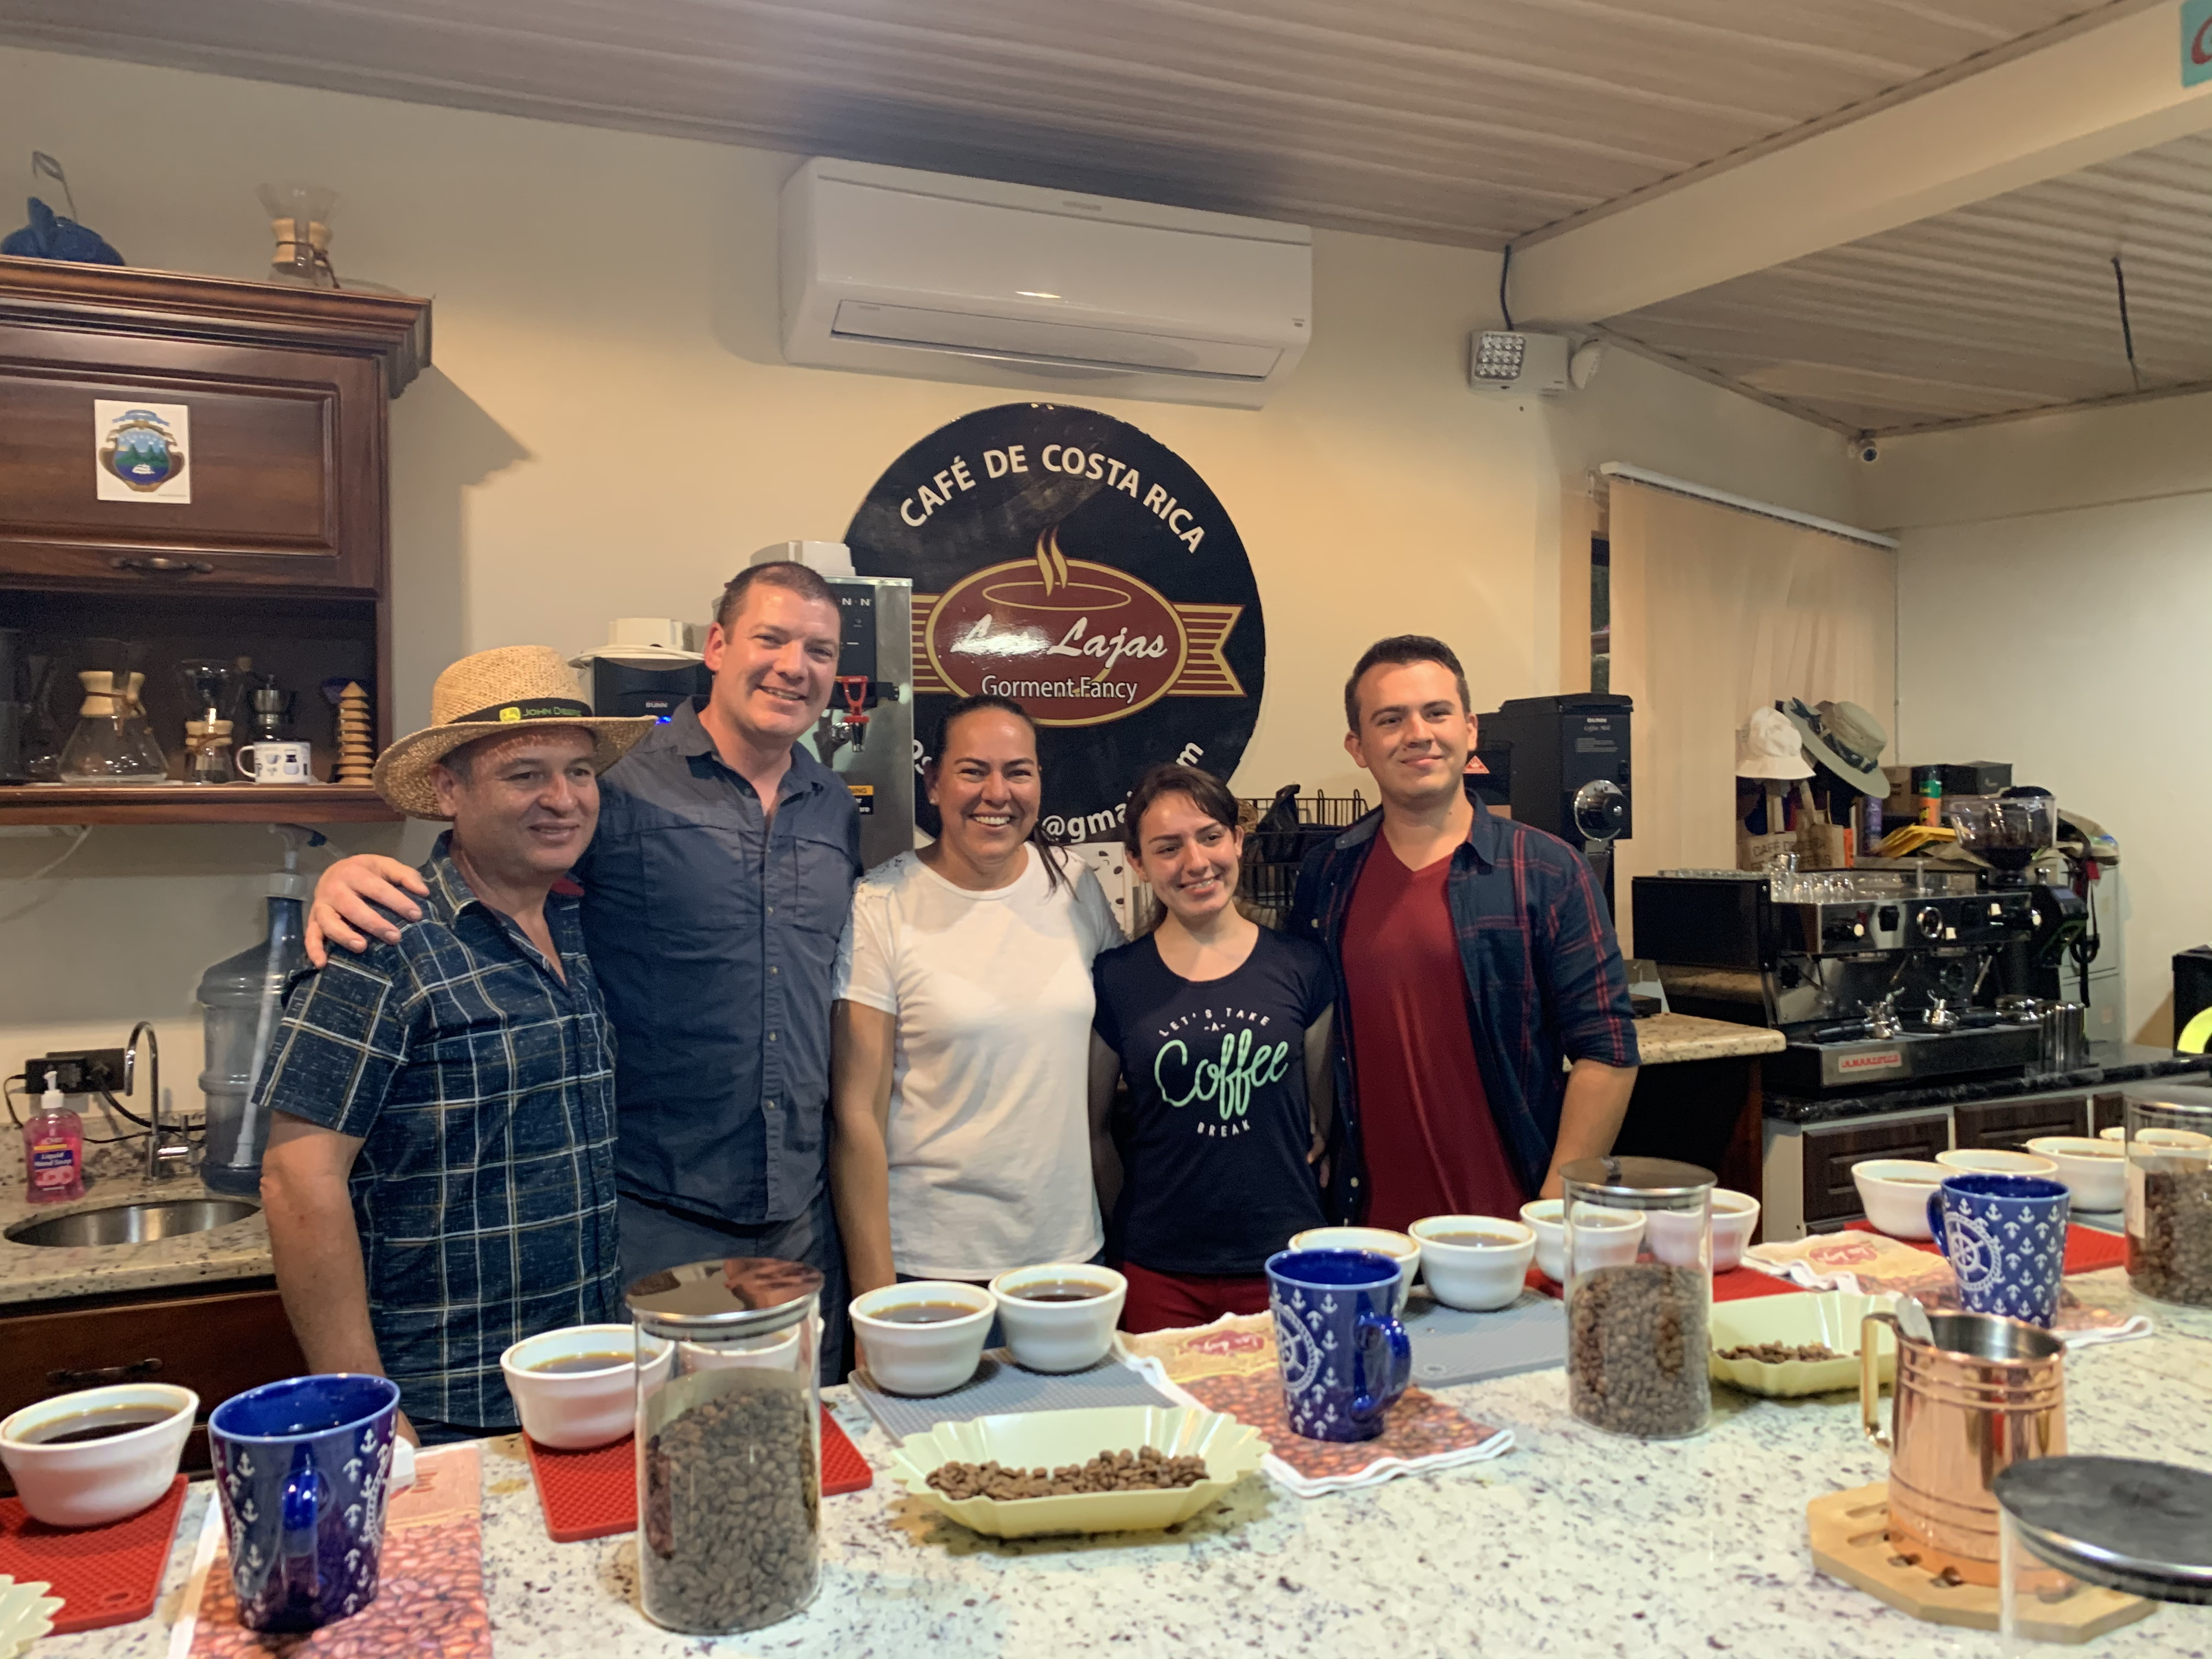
[1633,1011,1787,1066]
[41,1269,2212,1659]
[0,1139,272,1308]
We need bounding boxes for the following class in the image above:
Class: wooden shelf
[0,784,398,826]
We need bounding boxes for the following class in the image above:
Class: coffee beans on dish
[870,1301,980,1324]
[1717,1341,1839,1364]
[2128,1165,2212,1307]
[640,1378,817,1633]
[1568,1262,1709,1437]
[926,1446,1207,1500]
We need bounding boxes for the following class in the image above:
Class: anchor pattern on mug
[1265,1249,1413,1444]
[1928,1174,2069,1328]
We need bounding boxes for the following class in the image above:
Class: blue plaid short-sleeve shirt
[253,834,624,1430]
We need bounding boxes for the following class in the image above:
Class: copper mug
[1860,1310,2066,1585]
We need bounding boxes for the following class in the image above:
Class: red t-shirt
[1340,838,1526,1229]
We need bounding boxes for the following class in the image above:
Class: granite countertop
[1633,1011,1787,1066]
[1766,1043,2212,1125]
[43,1268,2212,1659]
[0,1137,272,1310]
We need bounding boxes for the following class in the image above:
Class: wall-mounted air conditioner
[778,157,1312,410]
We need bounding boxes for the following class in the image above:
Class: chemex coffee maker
[1632,869,2043,1093]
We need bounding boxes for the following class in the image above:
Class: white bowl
[2101,1125,2212,1152]
[1712,1190,1760,1272]
[0,1383,197,1528]
[990,1264,1127,1373]
[1289,1227,1419,1314]
[1851,1159,1947,1239]
[502,1324,669,1451]
[2025,1136,2126,1212]
[1409,1216,1534,1310]
[887,1405,1267,1538]
[1937,1148,2058,1180]
[1519,1199,1644,1284]
[853,1281,995,1396]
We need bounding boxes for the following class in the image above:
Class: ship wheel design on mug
[1946,1212,2002,1294]
[1276,1296,1321,1394]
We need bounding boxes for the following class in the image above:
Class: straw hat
[1778,697,1888,795]
[372,646,657,820]
[1736,707,1814,780]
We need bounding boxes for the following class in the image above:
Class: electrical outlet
[28,1049,129,1094]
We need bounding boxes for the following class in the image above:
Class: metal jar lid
[1993,1457,2212,1605]
[1559,1156,1716,1199]
[624,1257,824,1340]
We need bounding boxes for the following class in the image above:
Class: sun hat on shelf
[372,645,657,820]
[1779,697,1888,795]
[1736,707,1814,781]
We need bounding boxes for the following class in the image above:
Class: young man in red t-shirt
[1289,637,1640,1226]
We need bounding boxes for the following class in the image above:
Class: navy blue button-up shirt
[574,700,861,1227]
[257,837,623,1430]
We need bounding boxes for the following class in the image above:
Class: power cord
[1498,243,1516,331]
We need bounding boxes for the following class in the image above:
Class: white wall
[1866,394,2212,1044]
[0,46,1858,1110]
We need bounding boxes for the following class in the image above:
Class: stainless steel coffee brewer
[1632,870,2045,1093]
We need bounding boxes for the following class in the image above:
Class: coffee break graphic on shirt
[1153,1007,1291,1138]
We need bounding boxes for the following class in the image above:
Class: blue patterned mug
[208,1374,399,1632]
[1265,1248,1412,1442]
[1926,1173,2070,1328]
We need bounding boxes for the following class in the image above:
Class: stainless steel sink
[5,1199,261,1248]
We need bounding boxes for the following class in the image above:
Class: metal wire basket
[1236,786,1368,927]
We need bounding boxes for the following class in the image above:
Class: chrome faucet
[128,1022,193,1181]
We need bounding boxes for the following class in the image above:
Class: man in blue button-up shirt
[307,564,862,1374]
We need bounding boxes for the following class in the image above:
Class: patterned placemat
[850,1350,1180,1441]
[1400,1293,1566,1386]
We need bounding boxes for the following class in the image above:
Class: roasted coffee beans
[1568,1262,1708,1437]
[641,1379,817,1633]
[926,1446,1209,1500]
[2129,1165,2212,1307]
[1716,1341,1839,1364]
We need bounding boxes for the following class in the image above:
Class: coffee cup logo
[917,527,1243,726]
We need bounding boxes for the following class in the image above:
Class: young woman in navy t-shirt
[1088,764,1336,1333]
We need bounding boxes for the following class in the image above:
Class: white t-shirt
[836,846,1124,1280]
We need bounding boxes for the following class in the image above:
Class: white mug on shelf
[234,741,313,783]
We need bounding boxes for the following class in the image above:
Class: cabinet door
[0,324,383,591]
[0,1285,307,1489]
[1955,1093,2089,1154]
[1801,1113,1950,1224]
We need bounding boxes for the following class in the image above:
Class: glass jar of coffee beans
[2123,1092,2212,1308]
[625,1257,826,1634]
[1560,1156,1716,1440]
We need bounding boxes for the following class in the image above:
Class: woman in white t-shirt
[829,696,1123,1296]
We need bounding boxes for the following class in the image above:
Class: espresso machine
[1632,870,2042,1094]
[1475,692,1633,911]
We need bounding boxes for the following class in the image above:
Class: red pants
[1119,1260,1273,1333]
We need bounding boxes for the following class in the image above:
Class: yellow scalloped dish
[887,1405,1269,1538]
[1709,1292,1898,1398]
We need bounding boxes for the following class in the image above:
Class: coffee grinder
[1474,692,1633,911]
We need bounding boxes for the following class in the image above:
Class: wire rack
[1236,787,1368,926]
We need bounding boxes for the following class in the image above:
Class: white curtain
[1606,478,1896,952]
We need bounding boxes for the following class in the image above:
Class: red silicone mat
[1524,1264,1802,1302]
[1844,1218,2128,1276]
[0,1473,187,1634]
[526,1407,872,1542]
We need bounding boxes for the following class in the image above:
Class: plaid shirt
[255,836,624,1430]
[1288,799,1640,1218]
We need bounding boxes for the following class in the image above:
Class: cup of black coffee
[850,1282,996,1395]
[501,1323,668,1449]
[988,1265,1128,1373]
[0,1382,198,1526]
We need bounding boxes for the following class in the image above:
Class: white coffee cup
[851,1282,995,1396]
[1409,1216,1536,1311]
[1520,1199,1645,1283]
[501,1323,666,1450]
[0,1383,198,1527]
[1289,1226,1421,1314]
[989,1263,1127,1373]
[235,740,314,783]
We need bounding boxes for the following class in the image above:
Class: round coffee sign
[846,404,1265,840]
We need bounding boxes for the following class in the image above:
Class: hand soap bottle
[22,1069,85,1204]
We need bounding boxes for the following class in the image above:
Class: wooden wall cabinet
[0,257,429,825]
[0,1280,308,1492]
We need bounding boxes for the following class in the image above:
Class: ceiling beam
[1508,3,2212,326]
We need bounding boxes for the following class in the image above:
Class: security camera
[1849,436,1880,464]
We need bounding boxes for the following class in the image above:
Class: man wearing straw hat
[300,563,862,1379]
[257,647,655,1444]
